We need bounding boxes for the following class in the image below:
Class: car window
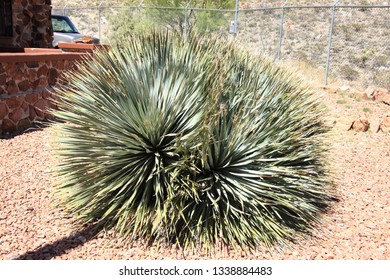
[52,17,77,33]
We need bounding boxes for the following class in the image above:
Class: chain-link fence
[52,1,390,89]
[331,6,389,89]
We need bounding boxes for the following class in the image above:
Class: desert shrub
[106,8,155,43]
[373,55,388,68]
[339,65,360,81]
[373,69,390,90]
[106,0,233,44]
[53,32,334,251]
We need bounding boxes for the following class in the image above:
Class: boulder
[372,87,389,102]
[349,118,370,132]
[364,87,376,98]
[377,116,390,133]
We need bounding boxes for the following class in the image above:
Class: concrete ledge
[58,43,110,53]
[0,48,87,63]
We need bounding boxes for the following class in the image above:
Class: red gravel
[1,88,389,260]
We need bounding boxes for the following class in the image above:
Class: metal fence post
[62,2,69,16]
[138,0,143,17]
[325,0,340,86]
[277,0,288,61]
[98,1,104,40]
[233,0,239,36]
[184,0,193,37]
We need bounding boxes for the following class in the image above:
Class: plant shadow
[14,224,99,260]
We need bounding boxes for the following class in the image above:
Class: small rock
[349,118,370,132]
[339,85,350,92]
[325,253,335,260]
[352,91,370,100]
[127,249,135,257]
[324,82,340,94]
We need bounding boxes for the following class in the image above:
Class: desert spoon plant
[53,32,334,252]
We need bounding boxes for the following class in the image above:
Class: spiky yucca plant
[53,32,334,251]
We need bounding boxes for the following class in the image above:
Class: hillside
[51,0,389,90]
[51,1,388,7]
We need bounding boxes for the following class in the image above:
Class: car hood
[53,32,99,47]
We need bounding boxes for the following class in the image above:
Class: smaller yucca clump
[52,32,334,251]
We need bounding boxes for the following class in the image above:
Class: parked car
[52,14,99,48]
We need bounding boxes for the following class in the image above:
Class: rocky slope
[51,0,389,90]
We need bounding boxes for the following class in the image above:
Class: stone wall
[0,49,86,135]
[1,0,53,48]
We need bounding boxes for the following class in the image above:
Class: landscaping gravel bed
[1,89,389,260]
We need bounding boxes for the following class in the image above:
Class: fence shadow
[14,224,98,260]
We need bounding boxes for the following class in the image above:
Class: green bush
[106,8,155,43]
[106,0,233,43]
[339,65,360,81]
[53,32,334,251]
[373,69,390,90]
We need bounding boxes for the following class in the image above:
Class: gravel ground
[1,88,389,260]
